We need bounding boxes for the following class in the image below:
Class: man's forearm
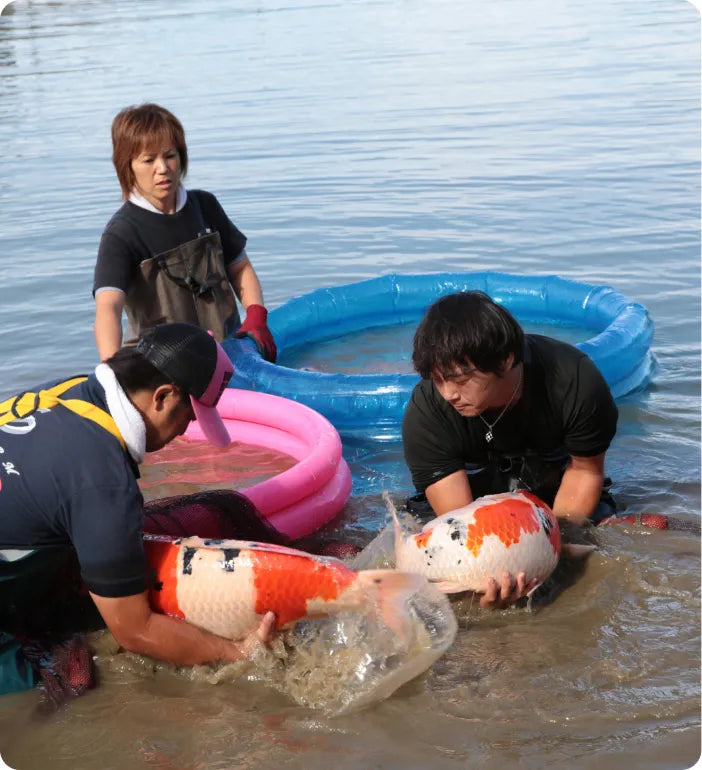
[91,591,272,667]
[552,463,604,524]
[124,611,251,666]
[227,259,264,308]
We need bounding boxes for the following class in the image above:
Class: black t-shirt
[93,189,247,295]
[402,335,618,494]
[0,375,147,598]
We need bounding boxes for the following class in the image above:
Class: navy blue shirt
[0,375,147,598]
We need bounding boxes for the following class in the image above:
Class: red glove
[234,304,277,363]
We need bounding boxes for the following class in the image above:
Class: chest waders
[123,193,241,345]
[0,377,125,605]
[463,451,614,522]
[473,450,569,505]
[406,452,570,519]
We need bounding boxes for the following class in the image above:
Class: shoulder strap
[0,377,126,450]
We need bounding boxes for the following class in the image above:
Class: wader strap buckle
[158,259,222,298]
[9,392,39,420]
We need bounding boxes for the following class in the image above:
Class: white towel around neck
[95,363,146,464]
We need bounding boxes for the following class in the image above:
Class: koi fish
[392,491,577,594]
[144,535,427,642]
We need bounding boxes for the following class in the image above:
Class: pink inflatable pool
[184,389,351,539]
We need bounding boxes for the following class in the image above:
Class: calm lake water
[0,0,700,768]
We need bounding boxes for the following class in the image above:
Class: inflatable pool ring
[183,389,351,540]
[222,272,654,437]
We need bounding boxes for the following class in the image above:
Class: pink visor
[189,339,234,447]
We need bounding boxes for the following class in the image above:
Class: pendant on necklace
[485,430,493,443]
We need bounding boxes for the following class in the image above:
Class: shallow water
[139,438,297,502]
[0,0,700,768]
[278,320,592,375]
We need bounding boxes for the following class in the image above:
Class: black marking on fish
[204,539,225,546]
[221,548,240,571]
[182,547,196,575]
[447,519,468,543]
[148,565,163,593]
[536,506,552,536]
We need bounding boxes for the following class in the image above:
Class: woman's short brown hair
[111,103,188,198]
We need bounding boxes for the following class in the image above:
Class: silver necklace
[478,368,523,443]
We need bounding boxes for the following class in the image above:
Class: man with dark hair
[0,323,275,669]
[402,291,618,608]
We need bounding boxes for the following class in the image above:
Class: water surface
[0,0,699,768]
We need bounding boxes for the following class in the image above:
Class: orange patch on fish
[520,490,561,551]
[146,539,185,619]
[464,498,540,557]
[250,550,356,627]
[414,531,432,550]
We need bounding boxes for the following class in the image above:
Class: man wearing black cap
[0,322,275,668]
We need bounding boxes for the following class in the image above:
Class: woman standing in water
[93,103,276,363]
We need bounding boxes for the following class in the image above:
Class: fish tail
[355,569,426,644]
[143,536,185,618]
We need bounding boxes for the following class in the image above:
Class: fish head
[391,507,445,571]
[516,491,561,557]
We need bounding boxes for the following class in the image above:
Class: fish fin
[561,544,597,559]
[356,569,426,644]
[432,580,472,595]
[382,491,404,569]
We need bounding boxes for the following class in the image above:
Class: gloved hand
[233,304,277,363]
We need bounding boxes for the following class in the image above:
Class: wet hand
[479,571,539,610]
[236,611,277,659]
[255,610,277,645]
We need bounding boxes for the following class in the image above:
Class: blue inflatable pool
[222,272,655,438]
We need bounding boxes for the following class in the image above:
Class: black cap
[136,323,234,446]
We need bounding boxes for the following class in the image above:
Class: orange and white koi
[392,491,566,594]
[144,535,427,641]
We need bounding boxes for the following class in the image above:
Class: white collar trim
[129,184,187,214]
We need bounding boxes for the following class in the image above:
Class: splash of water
[90,516,458,715]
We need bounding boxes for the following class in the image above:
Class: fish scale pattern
[177,548,260,639]
[249,550,355,627]
[397,492,561,591]
[145,537,365,639]
[464,499,540,556]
